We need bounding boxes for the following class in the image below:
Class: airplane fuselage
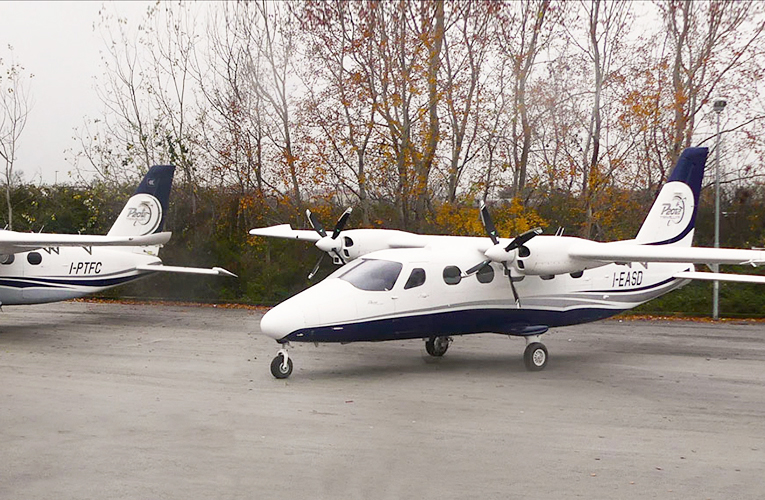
[0,246,160,305]
[260,247,692,344]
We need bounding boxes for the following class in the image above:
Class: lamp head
[713,99,727,113]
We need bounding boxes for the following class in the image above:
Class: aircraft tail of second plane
[106,165,175,238]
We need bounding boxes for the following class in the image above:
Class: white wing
[135,263,237,277]
[248,224,321,242]
[0,230,172,254]
[674,271,765,284]
[569,240,765,266]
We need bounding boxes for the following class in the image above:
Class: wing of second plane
[135,263,237,277]
[0,230,172,255]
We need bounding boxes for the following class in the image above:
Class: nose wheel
[270,349,293,379]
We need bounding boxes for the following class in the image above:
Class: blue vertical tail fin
[107,165,175,237]
[635,148,708,247]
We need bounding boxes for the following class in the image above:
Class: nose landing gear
[270,349,293,379]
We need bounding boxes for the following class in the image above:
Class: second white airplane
[0,165,234,306]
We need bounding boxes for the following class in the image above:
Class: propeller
[306,207,353,279]
[470,201,543,306]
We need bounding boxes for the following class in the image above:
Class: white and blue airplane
[0,165,234,307]
[251,147,765,378]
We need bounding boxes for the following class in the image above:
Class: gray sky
[0,1,151,185]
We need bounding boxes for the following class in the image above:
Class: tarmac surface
[1,301,765,500]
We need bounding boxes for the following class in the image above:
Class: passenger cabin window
[339,259,402,291]
[1,254,14,265]
[404,268,426,290]
[443,266,462,285]
[518,246,531,258]
[27,252,42,265]
[476,264,494,284]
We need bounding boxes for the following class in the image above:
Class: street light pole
[712,99,727,320]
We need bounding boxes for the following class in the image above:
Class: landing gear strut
[270,349,293,379]
[523,336,548,371]
[425,336,452,357]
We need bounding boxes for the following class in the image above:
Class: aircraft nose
[260,302,305,342]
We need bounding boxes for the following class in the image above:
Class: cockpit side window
[404,268,426,290]
[339,259,403,291]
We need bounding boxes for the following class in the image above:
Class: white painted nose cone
[260,303,305,341]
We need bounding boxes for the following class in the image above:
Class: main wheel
[523,342,548,371]
[425,336,451,357]
[270,353,293,379]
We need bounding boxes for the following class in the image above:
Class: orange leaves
[431,197,546,237]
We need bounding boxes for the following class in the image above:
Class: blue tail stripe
[135,165,175,232]
[649,147,708,246]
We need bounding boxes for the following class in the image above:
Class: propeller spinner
[468,202,542,306]
[306,207,353,280]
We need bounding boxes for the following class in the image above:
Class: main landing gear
[423,334,548,371]
[523,335,548,371]
[270,349,293,379]
[425,336,452,357]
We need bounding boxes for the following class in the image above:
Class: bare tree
[0,46,32,230]
[495,0,554,199]
[440,1,492,203]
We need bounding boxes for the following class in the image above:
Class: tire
[425,336,450,357]
[523,342,548,371]
[270,354,293,379]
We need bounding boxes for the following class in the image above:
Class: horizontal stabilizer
[674,271,765,284]
[135,264,237,277]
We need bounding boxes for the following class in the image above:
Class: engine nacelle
[513,236,594,276]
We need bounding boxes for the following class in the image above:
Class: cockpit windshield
[338,259,403,291]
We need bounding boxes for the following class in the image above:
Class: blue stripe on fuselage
[281,306,624,344]
[0,272,152,289]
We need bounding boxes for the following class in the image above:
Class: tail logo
[124,193,162,235]
[660,195,686,226]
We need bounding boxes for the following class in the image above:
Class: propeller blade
[306,209,327,238]
[505,227,542,252]
[464,259,491,277]
[308,253,325,280]
[332,207,353,239]
[479,201,500,245]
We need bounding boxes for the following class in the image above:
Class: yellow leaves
[432,202,485,236]
[431,197,546,237]
[493,198,547,236]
